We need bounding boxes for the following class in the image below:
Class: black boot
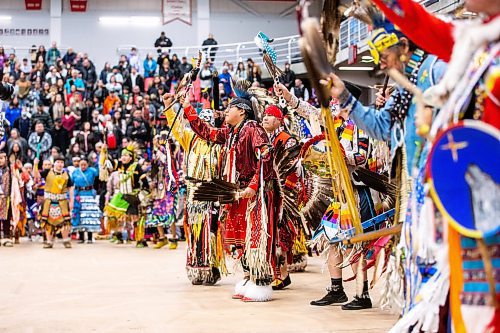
[78,231,85,243]
[310,278,347,306]
[203,267,221,286]
[87,232,93,244]
[341,281,372,310]
[341,296,372,310]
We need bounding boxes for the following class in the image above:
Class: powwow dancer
[71,157,101,243]
[0,152,12,247]
[367,0,499,331]
[261,104,302,290]
[104,142,148,247]
[276,82,378,309]
[183,94,277,302]
[148,134,179,250]
[35,155,74,249]
[163,92,225,284]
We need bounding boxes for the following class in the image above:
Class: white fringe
[234,278,249,297]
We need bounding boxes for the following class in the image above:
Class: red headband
[264,105,284,121]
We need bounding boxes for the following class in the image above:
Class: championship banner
[162,0,192,25]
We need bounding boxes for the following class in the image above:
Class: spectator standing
[16,72,31,107]
[45,42,61,67]
[5,97,22,126]
[7,128,28,158]
[154,31,173,48]
[31,104,53,132]
[0,46,8,76]
[28,122,52,161]
[20,58,31,75]
[199,61,213,97]
[100,62,112,84]
[178,56,193,79]
[78,59,97,90]
[75,121,98,154]
[62,47,76,65]
[158,60,174,90]
[49,94,65,120]
[45,66,62,85]
[143,53,158,78]
[107,66,124,85]
[35,45,47,65]
[218,66,232,96]
[126,67,144,92]
[61,106,80,137]
[103,90,120,115]
[128,47,141,72]
[50,118,70,154]
[64,69,85,95]
[105,75,123,96]
[290,78,309,101]
[234,62,247,80]
[13,109,31,140]
[281,62,296,90]
[202,33,218,62]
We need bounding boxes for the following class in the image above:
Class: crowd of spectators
[0,32,305,166]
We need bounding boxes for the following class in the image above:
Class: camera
[0,82,14,100]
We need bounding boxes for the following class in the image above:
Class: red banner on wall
[162,0,192,25]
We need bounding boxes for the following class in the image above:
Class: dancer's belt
[76,186,94,191]
[45,192,67,201]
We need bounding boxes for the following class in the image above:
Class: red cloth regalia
[184,104,277,285]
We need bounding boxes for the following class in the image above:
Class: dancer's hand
[320,73,346,99]
[375,88,387,108]
[162,93,174,106]
[240,187,256,199]
[274,83,292,102]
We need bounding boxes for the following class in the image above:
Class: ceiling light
[0,16,12,21]
[99,16,160,26]
[338,66,374,71]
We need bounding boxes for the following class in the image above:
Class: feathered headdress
[230,78,277,122]
[121,141,140,160]
[366,8,406,65]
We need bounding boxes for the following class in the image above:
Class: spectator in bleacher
[51,118,70,154]
[16,72,31,107]
[64,69,85,95]
[126,116,149,147]
[7,128,28,158]
[157,49,169,68]
[75,121,98,154]
[40,82,53,112]
[246,58,262,83]
[31,104,53,132]
[218,66,232,96]
[93,80,106,101]
[281,62,295,90]
[20,58,31,75]
[234,62,247,80]
[118,55,131,82]
[105,75,122,96]
[202,33,218,62]
[28,122,52,161]
[35,46,47,65]
[143,53,158,79]
[56,59,68,79]
[158,60,174,89]
[45,66,61,85]
[63,47,76,65]
[103,90,120,115]
[100,62,112,84]
[107,66,124,84]
[78,58,97,89]
[5,96,22,126]
[65,143,81,166]
[13,109,31,140]
[291,78,309,102]
[228,63,235,77]
[0,46,8,76]
[179,56,193,79]
[29,45,37,67]
[46,42,61,67]
[61,106,80,136]
[112,110,127,136]
[128,47,141,72]
[170,54,181,77]
[154,31,173,48]
[126,67,144,92]
[199,61,213,99]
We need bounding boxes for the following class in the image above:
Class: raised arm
[370,0,454,62]
[182,100,229,144]
[162,94,194,151]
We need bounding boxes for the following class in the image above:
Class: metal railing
[116,34,302,69]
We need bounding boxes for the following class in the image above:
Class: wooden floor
[0,240,398,333]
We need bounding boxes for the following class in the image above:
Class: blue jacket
[218,72,233,95]
[5,106,22,126]
[143,59,158,78]
[342,55,447,171]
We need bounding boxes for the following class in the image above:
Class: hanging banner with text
[162,0,192,25]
